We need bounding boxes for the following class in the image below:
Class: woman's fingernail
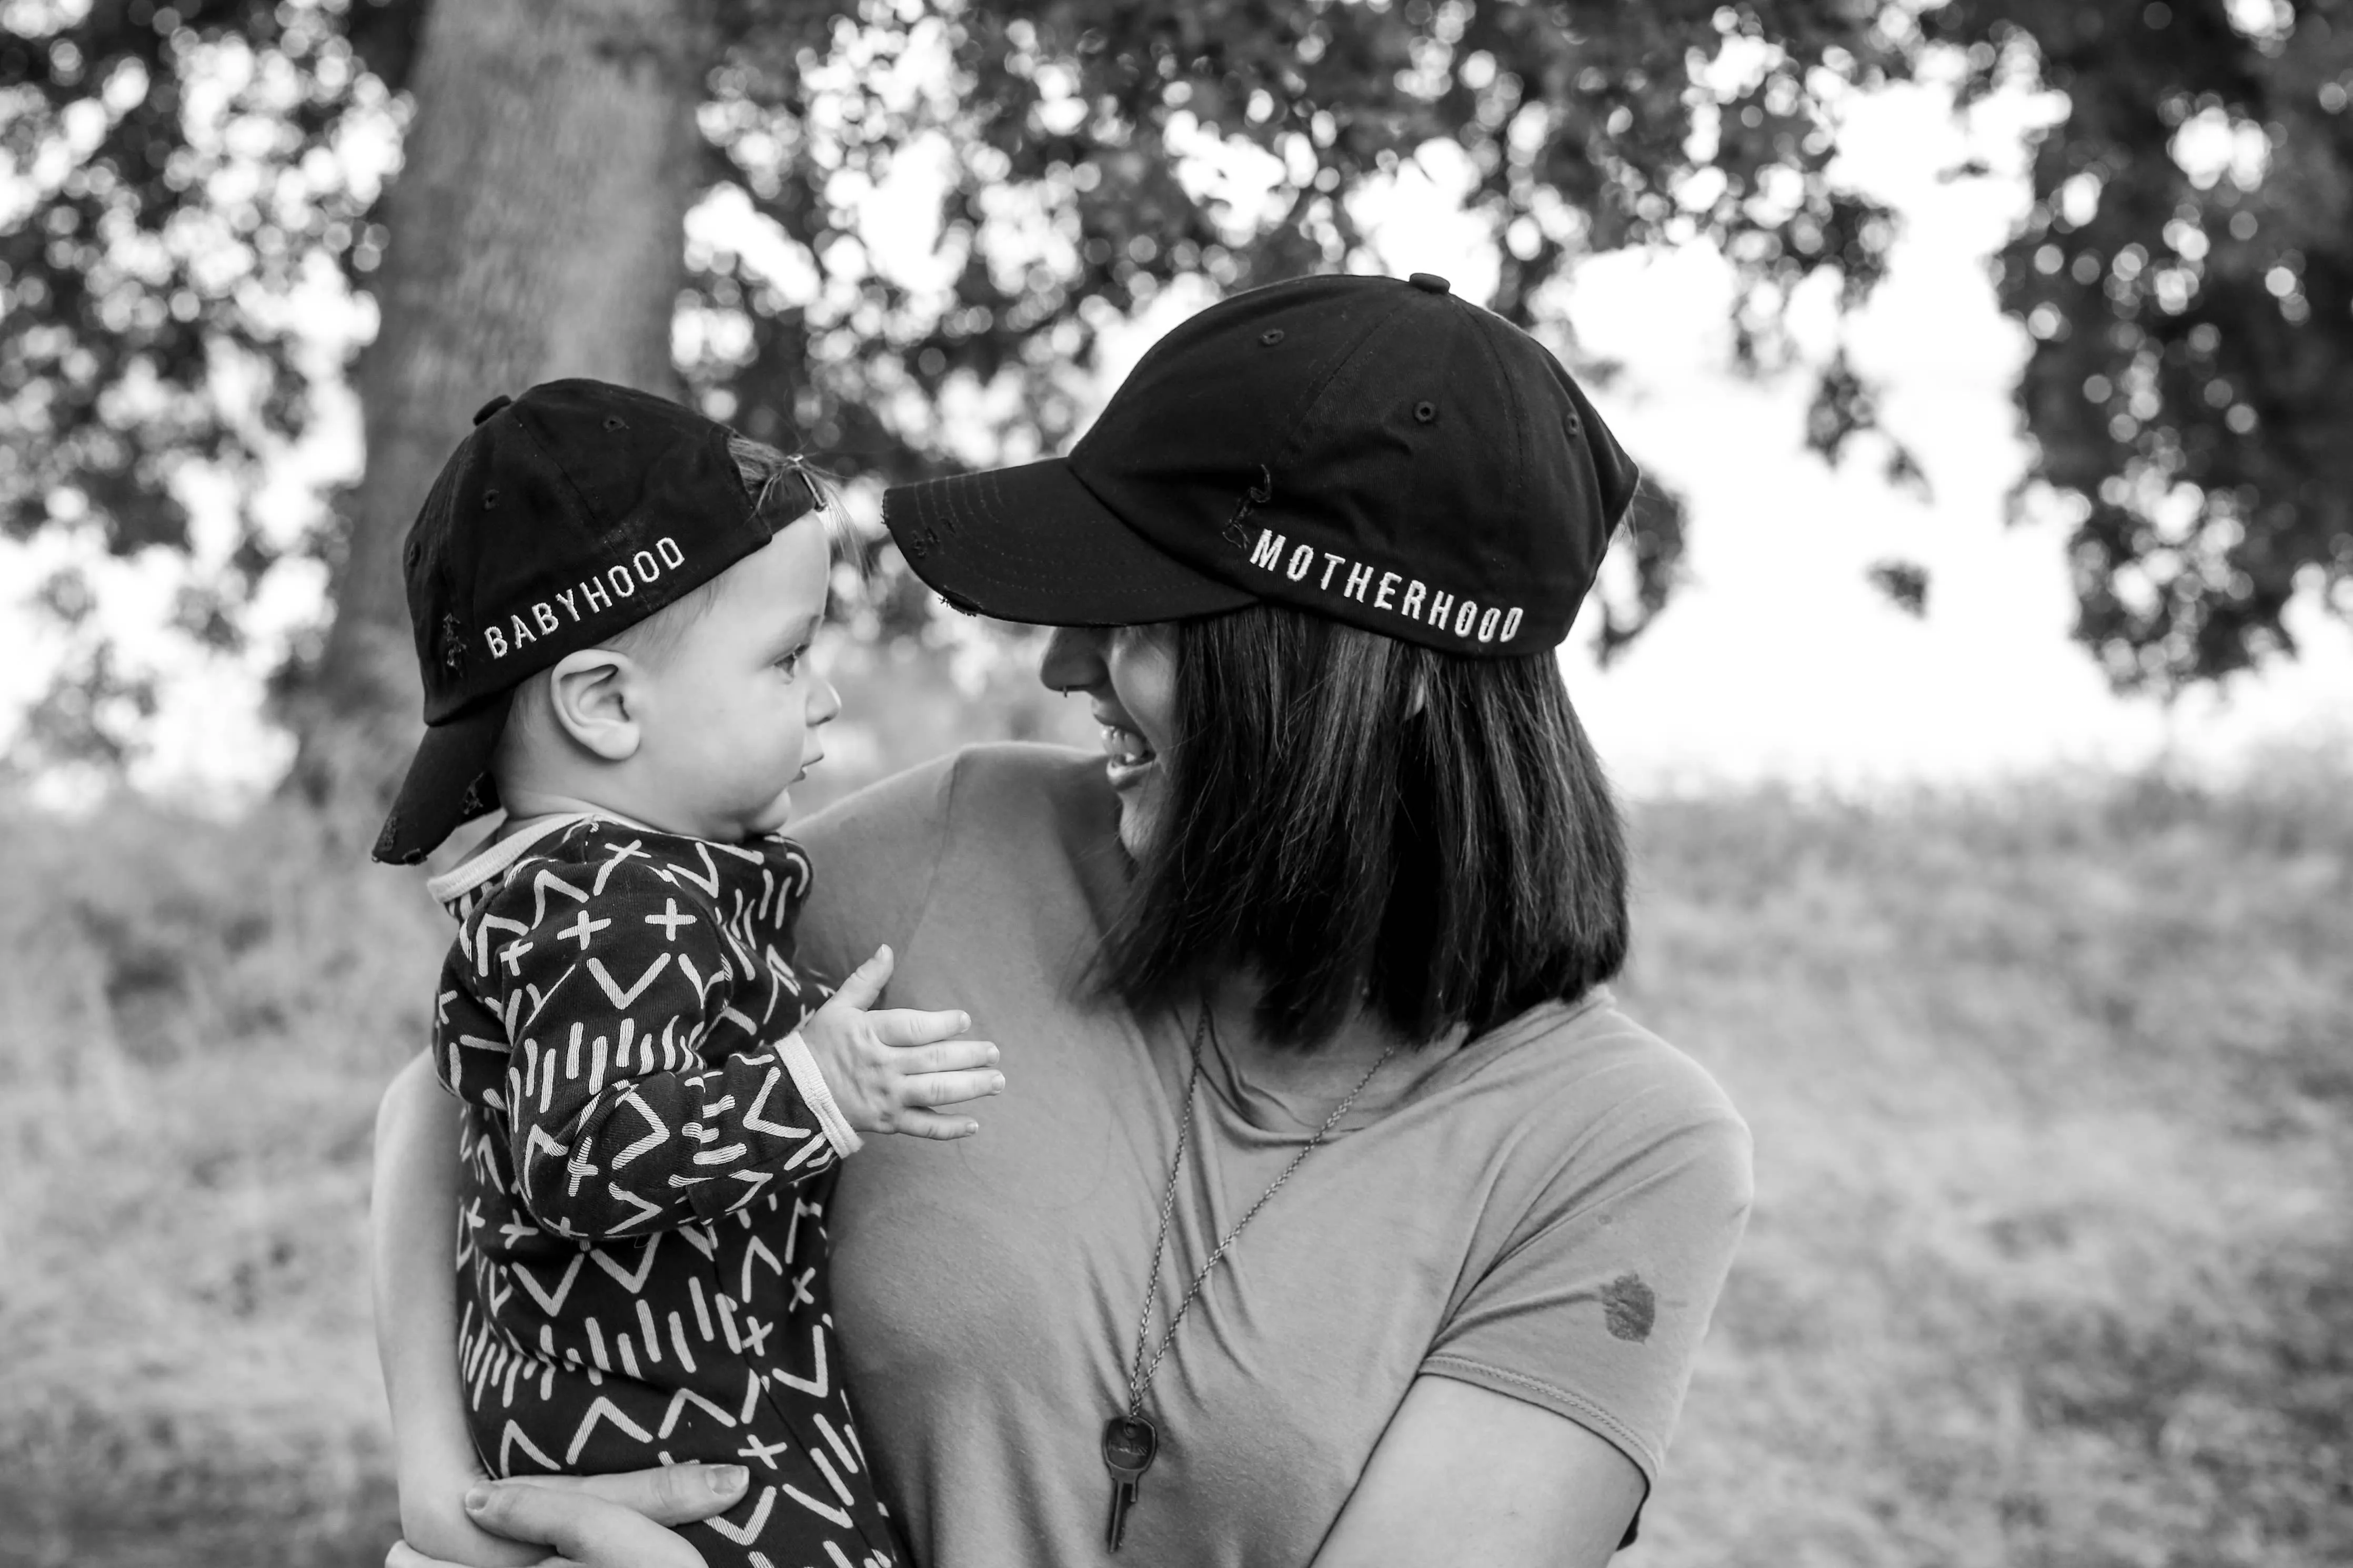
[992,1074,1006,1092]
[462,1484,490,1512]
[986,1045,1000,1065]
[709,1464,749,1496]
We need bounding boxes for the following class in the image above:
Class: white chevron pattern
[430,818,894,1567]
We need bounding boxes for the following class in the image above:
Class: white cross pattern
[646,898,697,939]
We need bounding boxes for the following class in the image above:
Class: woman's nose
[1038,626,1110,694]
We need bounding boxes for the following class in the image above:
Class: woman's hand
[386,1465,748,1568]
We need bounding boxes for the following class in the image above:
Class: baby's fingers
[826,946,894,1013]
[868,1007,975,1048]
[894,1038,999,1076]
[889,1108,984,1140]
[898,1067,1005,1109]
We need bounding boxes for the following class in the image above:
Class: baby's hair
[602,434,846,665]
[729,434,857,562]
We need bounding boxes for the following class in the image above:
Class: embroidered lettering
[656,537,685,569]
[555,589,579,622]
[1374,571,1400,610]
[510,613,537,648]
[1249,530,1288,571]
[1285,544,1315,582]
[534,602,560,634]
[1319,552,1346,590]
[632,550,660,584]
[1400,580,1425,619]
[1426,590,1454,628]
[608,565,636,599]
[1476,606,1501,642]
[486,625,509,658]
[1344,563,1375,602]
[1454,600,1477,637]
[582,576,612,613]
[1500,607,1523,641]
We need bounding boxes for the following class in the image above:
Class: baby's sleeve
[470,855,854,1240]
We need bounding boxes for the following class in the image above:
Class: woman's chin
[1112,786,1161,861]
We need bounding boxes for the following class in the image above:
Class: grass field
[2,706,2346,1565]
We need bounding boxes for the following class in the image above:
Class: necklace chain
[1121,1006,1400,1417]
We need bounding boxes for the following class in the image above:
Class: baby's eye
[775,649,803,676]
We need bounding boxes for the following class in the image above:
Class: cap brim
[371,690,512,865]
[883,459,1255,627]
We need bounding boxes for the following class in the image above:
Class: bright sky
[4,57,2347,806]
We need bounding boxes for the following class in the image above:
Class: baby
[371,380,1000,1568]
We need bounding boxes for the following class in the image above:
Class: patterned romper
[428,814,898,1568]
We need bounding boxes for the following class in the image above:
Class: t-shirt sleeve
[1420,1044,1754,1492]
[791,753,959,990]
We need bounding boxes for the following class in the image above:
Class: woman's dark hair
[1098,601,1629,1051]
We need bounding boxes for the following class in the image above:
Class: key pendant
[1102,1412,1159,1551]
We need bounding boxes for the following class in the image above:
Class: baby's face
[631,517,838,840]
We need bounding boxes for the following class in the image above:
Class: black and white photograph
[2,2,2348,1564]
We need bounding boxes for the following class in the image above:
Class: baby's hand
[800,946,1001,1139]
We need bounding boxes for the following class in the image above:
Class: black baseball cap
[882,272,1638,656]
[372,379,818,866]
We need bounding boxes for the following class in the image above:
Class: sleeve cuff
[777,1030,864,1159]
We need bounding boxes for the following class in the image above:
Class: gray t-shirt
[796,745,1753,1568]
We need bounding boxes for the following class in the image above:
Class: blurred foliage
[2,0,2349,724]
[1920,0,2353,687]
[0,0,420,625]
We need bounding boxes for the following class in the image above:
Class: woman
[376,271,1753,1567]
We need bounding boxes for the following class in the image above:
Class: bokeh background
[3,2,2349,1564]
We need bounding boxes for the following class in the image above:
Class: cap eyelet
[1564,411,1584,438]
[481,487,500,510]
[1414,400,1438,424]
[1259,329,1285,346]
[404,538,421,569]
[603,415,627,431]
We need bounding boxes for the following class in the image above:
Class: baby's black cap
[373,379,817,865]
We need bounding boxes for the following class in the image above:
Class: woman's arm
[373,1053,541,1567]
[1310,1376,1644,1567]
[373,1056,758,1567]
[387,1476,736,1568]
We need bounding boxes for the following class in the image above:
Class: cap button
[1408,272,1451,295]
[472,393,514,426]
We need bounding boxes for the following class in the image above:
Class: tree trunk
[287,0,715,820]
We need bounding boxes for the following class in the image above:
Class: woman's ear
[545,649,641,761]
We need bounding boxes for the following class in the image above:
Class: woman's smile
[1096,709,1157,785]
[1041,624,1179,858]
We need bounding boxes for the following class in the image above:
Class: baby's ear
[546,649,640,761]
